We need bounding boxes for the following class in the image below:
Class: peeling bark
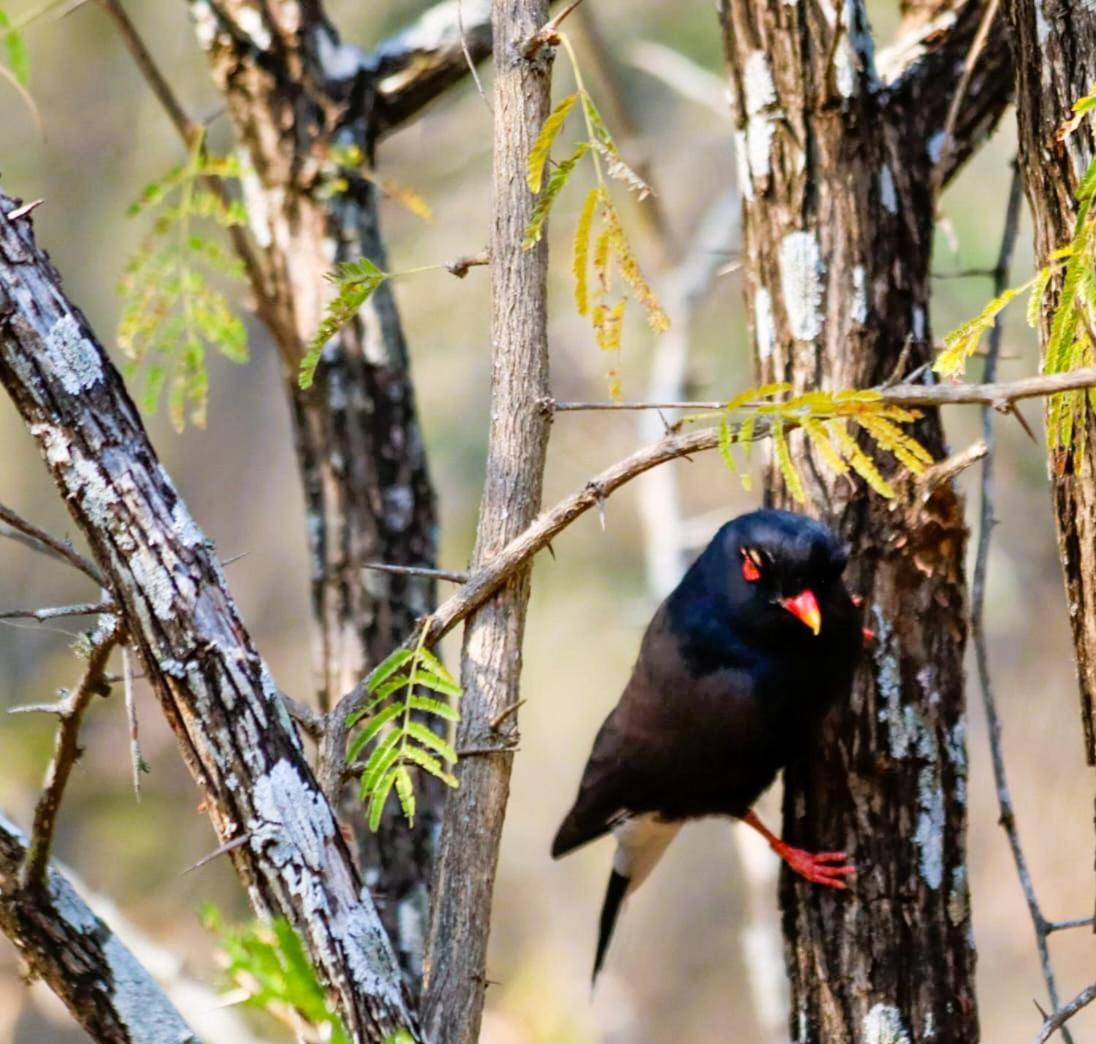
[0,195,419,1042]
[421,3,553,1042]
[1007,0,1096,767]
[0,813,198,1044]
[719,0,1010,1037]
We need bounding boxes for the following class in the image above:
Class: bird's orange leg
[741,810,854,889]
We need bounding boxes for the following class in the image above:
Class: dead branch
[0,501,107,586]
[0,599,115,622]
[1034,982,1096,1043]
[21,617,119,891]
[363,562,469,584]
[0,812,199,1042]
[970,167,1075,1038]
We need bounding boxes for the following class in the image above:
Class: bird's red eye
[740,548,763,583]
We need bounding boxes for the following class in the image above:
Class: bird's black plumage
[552,509,861,980]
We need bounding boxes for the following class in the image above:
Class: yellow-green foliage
[117,141,248,430]
[938,86,1096,462]
[714,385,931,501]
[523,41,669,399]
[347,629,462,831]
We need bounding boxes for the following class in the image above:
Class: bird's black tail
[593,869,630,983]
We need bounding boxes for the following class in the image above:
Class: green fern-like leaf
[117,141,248,430]
[299,258,388,390]
[200,906,350,1044]
[349,630,462,829]
[935,280,1032,378]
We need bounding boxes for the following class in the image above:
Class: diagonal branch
[0,192,419,1041]
[0,812,199,1043]
[1035,983,1096,1044]
[0,501,108,587]
[880,0,1012,186]
[324,361,1096,773]
[21,617,119,891]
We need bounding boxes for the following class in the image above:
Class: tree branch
[0,192,419,1041]
[880,0,1012,186]
[372,0,493,136]
[1035,983,1096,1044]
[969,167,1075,1040]
[0,599,115,622]
[0,812,199,1042]
[0,501,108,587]
[21,618,119,891]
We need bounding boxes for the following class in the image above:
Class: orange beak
[781,589,821,635]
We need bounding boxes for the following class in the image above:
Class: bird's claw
[777,844,855,889]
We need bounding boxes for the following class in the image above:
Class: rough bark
[719,0,1010,1038]
[0,814,198,1044]
[0,195,418,1042]
[185,0,443,981]
[420,3,553,1042]
[1007,0,1096,768]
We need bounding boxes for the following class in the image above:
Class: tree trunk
[0,193,418,1041]
[719,0,1010,1037]
[421,3,553,1041]
[1007,0,1096,773]
[186,0,446,982]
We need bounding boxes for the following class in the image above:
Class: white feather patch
[611,813,681,892]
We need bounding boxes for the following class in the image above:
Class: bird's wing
[552,605,764,858]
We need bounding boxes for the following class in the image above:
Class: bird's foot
[772,840,855,889]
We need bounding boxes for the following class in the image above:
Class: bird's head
[702,509,850,641]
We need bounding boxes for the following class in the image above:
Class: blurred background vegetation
[0,1,1091,1040]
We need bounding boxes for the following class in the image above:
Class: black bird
[552,509,862,981]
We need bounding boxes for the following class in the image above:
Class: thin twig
[545,366,1096,413]
[0,503,108,587]
[1046,916,1095,933]
[457,0,491,112]
[122,646,148,802]
[95,0,274,329]
[0,599,115,622]
[21,619,119,891]
[363,562,470,584]
[1034,982,1096,1043]
[970,166,1073,1040]
[933,0,1001,195]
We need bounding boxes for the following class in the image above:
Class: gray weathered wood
[0,813,198,1044]
[421,3,553,1041]
[0,194,419,1043]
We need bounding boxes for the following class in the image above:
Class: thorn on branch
[489,699,526,731]
[362,562,470,584]
[181,832,252,875]
[7,198,44,221]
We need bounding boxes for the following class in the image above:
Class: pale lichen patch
[879,166,898,215]
[778,231,824,341]
[851,265,869,325]
[754,287,775,360]
[863,1003,911,1044]
[48,315,103,395]
[236,6,272,50]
